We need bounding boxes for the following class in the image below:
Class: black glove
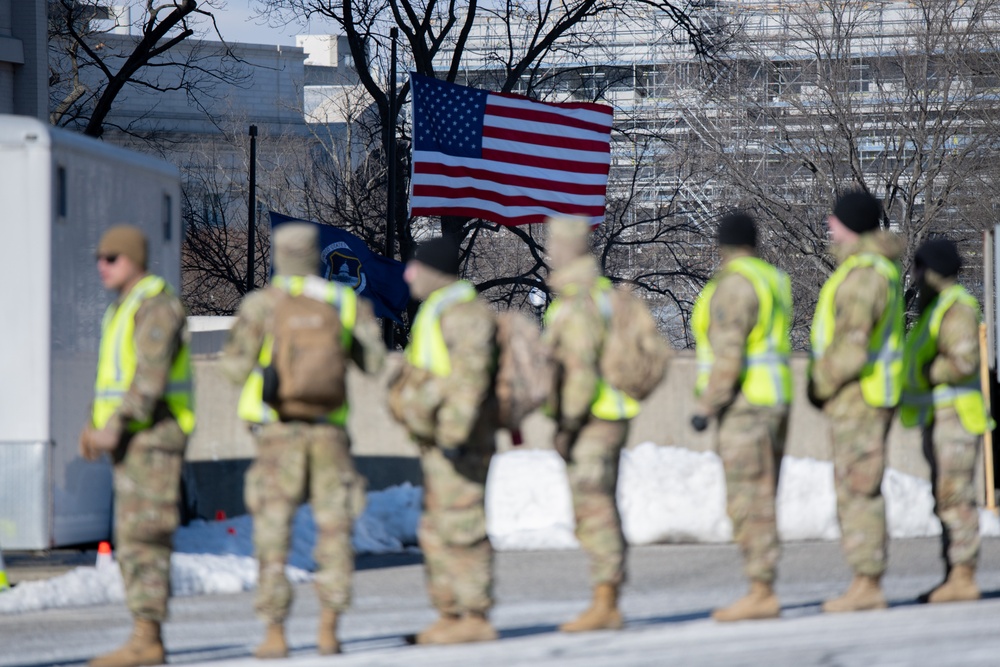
[807,380,825,410]
[690,414,709,432]
[553,429,575,459]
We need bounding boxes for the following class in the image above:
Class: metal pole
[246,124,258,294]
[980,323,997,513]
[383,29,398,347]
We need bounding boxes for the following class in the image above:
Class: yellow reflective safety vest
[92,275,195,435]
[691,256,793,406]
[900,284,993,434]
[545,277,641,421]
[811,252,905,408]
[237,275,357,426]
[405,280,478,377]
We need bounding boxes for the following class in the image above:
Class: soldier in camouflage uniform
[808,190,905,613]
[80,226,194,667]
[387,236,500,645]
[221,224,385,658]
[901,239,990,604]
[690,213,792,622]
[543,216,640,633]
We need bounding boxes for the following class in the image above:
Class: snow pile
[486,443,998,548]
[774,454,839,541]
[0,561,125,614]
[486,449,578,550]
[619,445,732,544]
[0,553,308,615]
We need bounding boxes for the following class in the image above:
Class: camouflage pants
[245,422,365,623]
[717,396,787,584]
[113,418,187,622]
[418,440,494,616]
[924,407,981,569]
[563,418,629,587]
[826,383,892,578]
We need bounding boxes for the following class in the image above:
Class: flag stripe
[411,199,606,224]
[482,125,611,155]
[411,172,608,206]
[489,94,614,124]
[411,185,608,216]
[485,112,613,144]
[486,99,613,135]
[412,150,609,186]
[481,147,610,175]
[413,160,609,196]
[409,206,560,226]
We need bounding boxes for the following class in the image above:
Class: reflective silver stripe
[96,380,191,399]
[95,389,127,399]
[166,380,193,394]
[746,352,790,364]
[903,383,979,406]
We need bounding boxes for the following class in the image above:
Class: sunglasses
[97,254,119,264]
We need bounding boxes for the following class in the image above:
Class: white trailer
[0,116,182,549]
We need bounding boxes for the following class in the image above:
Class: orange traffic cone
[96,541,115,574]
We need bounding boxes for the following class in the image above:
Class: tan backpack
[495,310,554,431]
[263,292,348,421]
[598,286,672,400]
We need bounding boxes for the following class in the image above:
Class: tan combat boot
[88,618,165,667]
[415,612,461,645]
[559,583,624,632]
[317,609,340,655]
[712,580,781,622]
[926,564,981,604]
[253,622,288,660]
[423,611,498,644]
[822,575,888,613]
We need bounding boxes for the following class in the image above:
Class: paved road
[3,537,1000,666]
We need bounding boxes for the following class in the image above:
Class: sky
[199,0,328,47]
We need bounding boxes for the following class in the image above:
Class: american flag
[409,72,613,226]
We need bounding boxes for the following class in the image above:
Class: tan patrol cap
[97,225,148,270]
[546,215,591,257]
[273,223,320,276]
[546,215,591,240]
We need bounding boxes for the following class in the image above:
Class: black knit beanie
[833,190,882,234]
[915,238,961,278]
[413,236,461,276]
[717,212,757,248]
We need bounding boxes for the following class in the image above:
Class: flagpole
[383,28,398,347]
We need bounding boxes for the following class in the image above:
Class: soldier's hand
[690,414,709,432]
[78,426,98,461]
[88,425,121,454]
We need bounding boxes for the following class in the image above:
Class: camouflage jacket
[923,275,981,387]
[544,255,607,433]
[698,250,760,416]
[810,230,904,402]
[391,291,498,449]
[220,282,386,389]
[106,288,189,438]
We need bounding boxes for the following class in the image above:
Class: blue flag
[269,212,409,322]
